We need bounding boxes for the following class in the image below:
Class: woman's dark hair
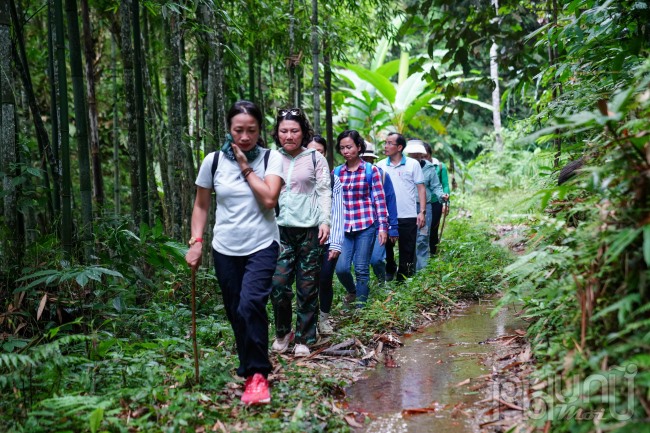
[422,141,432,156]
[387,132,406,152]
[226,100,266,147]
[335,130,366,154]
[271,108,314,147]
[311,134,328,156]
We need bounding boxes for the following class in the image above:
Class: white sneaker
[318,312,334,335]
[294,344,310,357]
[271,331,294,353]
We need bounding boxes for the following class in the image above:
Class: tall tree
[111,33,120,216]
[167,9,185,239]
[132,0,149,225]
[53,0,73,257]
[490,0,503,151]
[1,0,20,261]
[119,0,141,225]
[311,0,320,133]
[10,0,55,220]
[66,0,94,261]
[80,0,105,209]
[47,0,61,218]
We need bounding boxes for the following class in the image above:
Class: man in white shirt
[377,132,426,282]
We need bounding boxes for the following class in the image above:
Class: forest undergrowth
[0,215,512,433]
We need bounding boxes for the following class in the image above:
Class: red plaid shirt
[336,161,388,233]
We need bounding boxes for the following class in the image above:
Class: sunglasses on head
[278,108,302,117]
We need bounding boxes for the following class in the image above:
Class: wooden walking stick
[191,267,200,384]
[438,201,449,241]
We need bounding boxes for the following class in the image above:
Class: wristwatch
[188,237,203,246]
[420,209,426,215]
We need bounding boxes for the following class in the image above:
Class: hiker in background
[404,140,446,271]
[423,141,450,256]
[185,100,284,405]
[377,133,426,282]
[307,135,344,334]
[334,130,388,306]
[360,142,399,283]
[270,109,331,357]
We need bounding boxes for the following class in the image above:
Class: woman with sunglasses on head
[270,108,332,357]
[307,135,344,334]
[185,100,284,406]
[334,130,388,307]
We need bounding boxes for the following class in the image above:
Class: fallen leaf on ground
[455,378,471,387]
[344,415,363,428]
[402,407,436,416]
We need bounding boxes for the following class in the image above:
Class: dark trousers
[212,241,279,378]
[430,202,444,255]
[386,217,417,282]
[271,226,321,345]
[318,246,339,314]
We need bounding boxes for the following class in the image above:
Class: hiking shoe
[294,344,310,357]
[241,373,271,405]
[343,293,356,307]
[318,312,334,334]
[271,331,294,353]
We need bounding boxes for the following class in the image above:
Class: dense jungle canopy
[1,0,650,432]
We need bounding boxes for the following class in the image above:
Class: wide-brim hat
[404,140,426,155]
[362,141,379,159]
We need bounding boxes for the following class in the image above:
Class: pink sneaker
[241,373,271,405]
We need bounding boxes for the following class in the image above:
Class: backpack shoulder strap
[333,164,343,177]
[365,162,374,187]
[264,148,271,170]
[312,151,316,168]
[211,151,220,180]
[330,173,335,192]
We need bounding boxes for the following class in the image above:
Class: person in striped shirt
[334,130,388,306]
[307,135,344,334]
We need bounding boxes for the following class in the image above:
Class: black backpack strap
[312,151,316,168]
[211,151,220,180]
[264,148,271,170]
[330,173,335,192]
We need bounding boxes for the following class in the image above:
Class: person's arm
[370,166,388,246]
[382,173,399,241]
[315,153,332,244]
[430,169,444,203]
[233,145,282,209]
[328,176,344,260]
[185,186,211,269]
[440,163,450,195]
[416,183,426,229]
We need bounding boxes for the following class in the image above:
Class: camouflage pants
[271,226,321,345]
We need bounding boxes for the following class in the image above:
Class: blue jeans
[416,203,433,271]
[370,226,386,281]
[335,225,377,305]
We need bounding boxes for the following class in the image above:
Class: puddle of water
[345,298,524,433]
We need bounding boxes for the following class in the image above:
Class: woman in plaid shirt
[334,130,388,306]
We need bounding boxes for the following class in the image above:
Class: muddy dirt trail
[345,298,526,432]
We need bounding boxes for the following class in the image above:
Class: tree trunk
[323,39,334,169]
[10,0,55,221]
[132,0,150,226]
[201,3,216,152]
[54,0,73,257]
[120,0,140,225]
[80,0,104,210]
[48,0,61,218]
[311,0,320,133]
[490,0,503,152]
[66,0,94,261]
[111,34,121,216]
[141,7,164,225]
[1,0,21,265]
[288,0,296,105]
[167,10,184,239]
